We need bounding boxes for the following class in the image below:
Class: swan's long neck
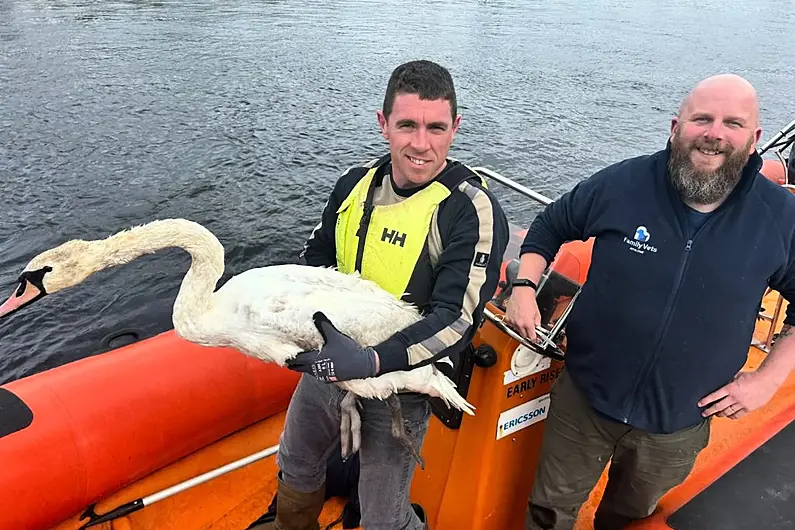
[89,219,224,330]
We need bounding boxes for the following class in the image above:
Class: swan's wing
[209,264,421,364]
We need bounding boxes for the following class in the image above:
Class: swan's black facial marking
[0,266,53,320]
[17,266,52,296]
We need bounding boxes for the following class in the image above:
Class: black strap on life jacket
[435,160,484,192]
[354,154,392,273]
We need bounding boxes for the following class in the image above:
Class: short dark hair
[382,60,457,121]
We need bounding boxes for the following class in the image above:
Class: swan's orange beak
[0,276,47,320]
[0,282,41,319]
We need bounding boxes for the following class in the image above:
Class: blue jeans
[277,374,431,530]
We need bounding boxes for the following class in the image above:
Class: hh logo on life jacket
[381,227,407,247]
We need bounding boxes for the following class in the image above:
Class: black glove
[286,311,380,382]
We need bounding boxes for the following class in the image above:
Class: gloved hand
[286,311,380,382]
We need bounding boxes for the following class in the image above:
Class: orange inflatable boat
[2,122,795,530]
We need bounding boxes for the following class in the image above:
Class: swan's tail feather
[431,375,475,416]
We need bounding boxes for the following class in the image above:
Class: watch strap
[513,278,538,290]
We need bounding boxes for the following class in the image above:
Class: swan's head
[0,239,94,319]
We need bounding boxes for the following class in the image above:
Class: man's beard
[668,131,752,205]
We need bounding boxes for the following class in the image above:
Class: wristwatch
[512,278,538,290]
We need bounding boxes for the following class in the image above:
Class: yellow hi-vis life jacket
[335,156,484,299]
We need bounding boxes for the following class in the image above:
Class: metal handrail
[472,166,554,206]
[758,119,795,156]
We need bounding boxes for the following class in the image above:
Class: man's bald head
[677,74,760,128]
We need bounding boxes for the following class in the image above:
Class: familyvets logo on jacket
[624,225,658,255]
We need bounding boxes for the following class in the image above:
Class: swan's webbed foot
[385,394,426,470]
[339,392,362,460]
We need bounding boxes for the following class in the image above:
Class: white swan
[0,218,475,465]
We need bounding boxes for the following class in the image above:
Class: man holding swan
[257,60,510,530]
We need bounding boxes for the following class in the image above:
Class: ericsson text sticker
[496,393,550,440]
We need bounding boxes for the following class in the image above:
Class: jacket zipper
[622,193,729,423]
[621,237,694,422]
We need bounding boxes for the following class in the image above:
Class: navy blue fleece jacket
[521,145,795,433]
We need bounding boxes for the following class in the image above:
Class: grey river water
[1,0,793,383]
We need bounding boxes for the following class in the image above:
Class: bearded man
[506,74,795,530]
